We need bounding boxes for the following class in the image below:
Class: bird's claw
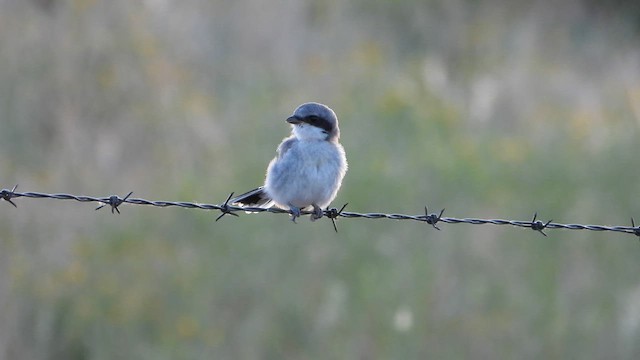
[289,204,301,223]
[310,204,323,222]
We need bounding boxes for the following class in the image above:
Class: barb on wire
[530,212,553,237]
[215,192,239,222]
[424,207,445,230]
[631,218,640,239]
[2,186,640,238]
[95,191,133,214]
[0,184,18,208]
[326,203,349,233]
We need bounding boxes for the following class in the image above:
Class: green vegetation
[1,0,639,358]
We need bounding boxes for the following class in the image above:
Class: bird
[230,102,348,222]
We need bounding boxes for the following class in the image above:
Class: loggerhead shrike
[231,102,348,222]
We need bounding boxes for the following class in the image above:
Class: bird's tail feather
[230,186,273,208]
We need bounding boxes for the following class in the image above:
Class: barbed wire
[2,184,639,237]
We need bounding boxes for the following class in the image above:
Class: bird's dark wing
[230,186,272,207]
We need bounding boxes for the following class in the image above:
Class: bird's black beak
[286,116,303,124]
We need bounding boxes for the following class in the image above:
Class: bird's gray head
[286,102,340,141]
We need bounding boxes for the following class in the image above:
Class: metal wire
[2,184,639,237]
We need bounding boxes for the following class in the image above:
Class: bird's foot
[310,204,323,222]
[288,204,301,223]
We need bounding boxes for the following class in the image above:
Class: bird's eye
[305,115,332,134]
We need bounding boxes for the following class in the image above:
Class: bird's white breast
[265,138,347,210]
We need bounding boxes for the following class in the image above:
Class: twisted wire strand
[2,185,639,237]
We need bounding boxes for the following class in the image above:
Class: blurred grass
[1,0,640,359]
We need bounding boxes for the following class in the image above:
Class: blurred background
[1,0,640,358]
